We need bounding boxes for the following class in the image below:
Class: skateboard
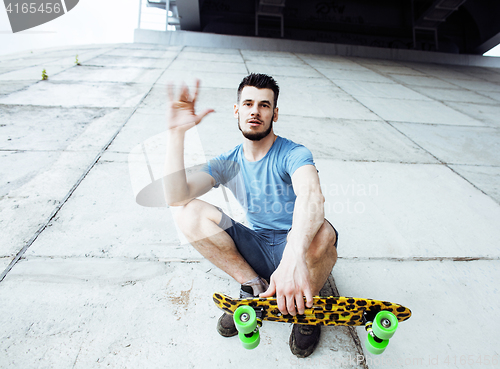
[213,292,411,355]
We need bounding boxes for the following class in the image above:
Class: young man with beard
[164,74,338,358]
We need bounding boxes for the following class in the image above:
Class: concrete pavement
[0,42,499,368]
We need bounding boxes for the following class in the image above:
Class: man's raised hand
[167,80,214,132]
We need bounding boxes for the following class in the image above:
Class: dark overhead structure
[147,0,500,54]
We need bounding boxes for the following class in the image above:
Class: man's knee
[174,200,197,234]
[174,199,222,234]
[308,220,338,263]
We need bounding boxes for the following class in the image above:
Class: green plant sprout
[41,69,48,80]
[75,54,81,65]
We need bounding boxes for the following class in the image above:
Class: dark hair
[237,73,280,108]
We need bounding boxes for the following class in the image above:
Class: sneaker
[289,324,321,358]
[217,312,237,337]
[217,276,268,338]
[240,277,269,298]
[215,284,253,337]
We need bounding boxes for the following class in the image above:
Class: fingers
[194,108,215,125]
[281,294,311,316]
[167,81,196,103]
[269,282,312,316]
[283,292,306,316]
[259,278,276,298]
[192,79,200,104]
[167,83,189,104]
[179,83,190,102]
[286,295,297,316]
[304,287,314,309]
[277,294,287,315]
[293,286,312,315]
[295,292,305,315]
[181,79,201,103]
[167,80,213,128]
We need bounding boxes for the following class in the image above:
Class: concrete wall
[134,29,500,69]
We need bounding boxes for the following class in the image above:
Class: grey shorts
[218,210,338,281]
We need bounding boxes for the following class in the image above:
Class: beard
[238,113,274,141]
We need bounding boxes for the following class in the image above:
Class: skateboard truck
[233,305,262,349]
[240,309,263,333]
[363,310,392,338]
[362,310,377,338]
[362,309,399,354]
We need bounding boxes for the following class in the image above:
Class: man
[164,74,338,358]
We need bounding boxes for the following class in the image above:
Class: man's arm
[260,164,325,315]
[163,81,215,207]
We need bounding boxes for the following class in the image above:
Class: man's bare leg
[174,199,258,284]
[304,220,338,296]
[175,199,267,337]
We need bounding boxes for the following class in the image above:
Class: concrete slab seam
[297,53,499,132]
[439,100,500,126]
[238,49,250,75]
[296,53,392,117]
[408,86,500,108]
[294,53,448,164]
[338,256,500,262]
[15,255,203,263]
[386,76,500,123]
[0,46,119,83]
[329,267,369,368]
[386,122,499,204]
[0,48,184,283]
[0,47,125,102]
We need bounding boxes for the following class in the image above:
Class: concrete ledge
[134,29,500,68]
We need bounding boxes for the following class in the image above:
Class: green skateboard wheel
[372,311,398,340]
[365,333,389,355]
[233,305,257,334]
[238,330,260,349]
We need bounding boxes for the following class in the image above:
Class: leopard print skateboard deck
[213,292,411,326]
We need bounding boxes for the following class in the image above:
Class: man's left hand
[259,248,313,316]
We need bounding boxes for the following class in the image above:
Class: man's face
[234,86,279,141]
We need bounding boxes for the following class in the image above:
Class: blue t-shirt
[202,136,315,231]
